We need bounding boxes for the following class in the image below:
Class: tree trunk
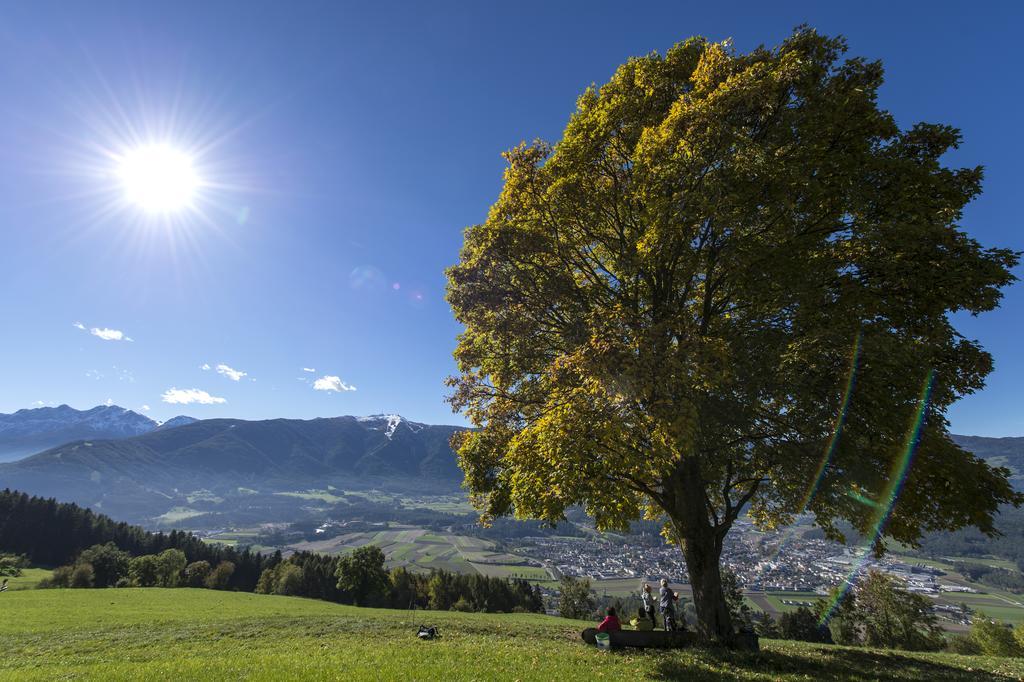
[681,526,734,644]
[671,456,735,645]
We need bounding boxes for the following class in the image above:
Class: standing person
[640,583,657,629]
[659,578,678,631]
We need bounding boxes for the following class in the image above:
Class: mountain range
[0,408,465,521]
[0,404,1020,528]
[0,404,197,462]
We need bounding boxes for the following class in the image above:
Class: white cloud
[32,400,45,407]
[200,363,211,371]
[85,369,104,380]
[74,322,131,341]
[216,363,247,382]
[140,404,151,412]
[105,398,114,406]
[313,375,356,393]
[302,367,316,373]
[161,388,227,405]
[90,327,129,342]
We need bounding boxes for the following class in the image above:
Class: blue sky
[0,1,1020,435]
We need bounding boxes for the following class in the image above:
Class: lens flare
[845,488,881,509]
[348,265,387,292]
[799,332,862,513]
[763,333,862,563]
[818,370,935,625]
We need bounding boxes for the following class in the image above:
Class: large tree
[445,29,1020,643]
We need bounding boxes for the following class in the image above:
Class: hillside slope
[2,588,1022,681]
[952,435,1024,489]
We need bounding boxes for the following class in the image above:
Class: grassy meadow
[3,567,48,591]
[3,587,1024,680]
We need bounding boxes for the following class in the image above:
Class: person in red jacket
[597,606,622,633]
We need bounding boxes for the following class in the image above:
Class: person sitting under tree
[597,606,622,633]
[630,608,654,631]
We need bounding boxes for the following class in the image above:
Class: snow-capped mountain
[155,415,200,431]
[356,414,425,439]
[0,404,157,462]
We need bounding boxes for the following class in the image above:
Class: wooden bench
[581,627,696,649]
[581,627,759,651]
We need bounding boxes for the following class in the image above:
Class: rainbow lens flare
[818,370,935,625]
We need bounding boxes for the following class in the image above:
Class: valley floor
[3,588,1024,681]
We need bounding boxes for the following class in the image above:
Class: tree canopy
[335,545,390,607]
[446,28,1020,642]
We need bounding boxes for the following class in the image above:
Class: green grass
[401,499,475,513]
[153,506,207,525]
[204,530,262,548]
[964,557,1019,571]
[338,489,395,504]
[185,490,224,504]
[2,588,1024,680]
[890,555,956,571]
[892,553,1020,573]
[204,537,238,546]
[4,567,49,590]
[275,490,348,504]
[469,563,551,580]
[759,591,823,613]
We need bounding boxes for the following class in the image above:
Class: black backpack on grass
[417,625,439,640]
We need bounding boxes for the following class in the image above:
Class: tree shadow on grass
[649,645,1014,682]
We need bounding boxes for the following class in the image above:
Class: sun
[116,144,199,213]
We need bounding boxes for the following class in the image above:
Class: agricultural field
[336,489,475,514]
[154,506,208,525]
[289,526,549,578]
[204,529,263,548]
[399,495,475,514]
[892,553,1020,574]
[756,591,822,612]
[186,491,224,505]
[2,588,1024,680]
[263,488,475,514]
[275,490,348,505]
[585,578,693,598]
[471,563,551,580]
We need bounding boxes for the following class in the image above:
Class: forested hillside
[952,435,1024,488]
[0,489,271,589]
